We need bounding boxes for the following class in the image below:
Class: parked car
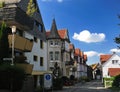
[61,76,74,86]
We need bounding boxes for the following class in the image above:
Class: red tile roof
[100,54,112,64]
[69,44,74,50]
[46,29,67,39]
[74,48,80,56]
[58,29,66,39]
[83,54,87,61]
[46,31,50,37]
[80,51,83,57]
[108,68,120,76]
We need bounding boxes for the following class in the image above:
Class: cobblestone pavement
[51,80,113,92]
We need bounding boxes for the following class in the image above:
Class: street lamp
[11,26,16,65]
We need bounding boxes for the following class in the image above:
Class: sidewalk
[51,80,112,92]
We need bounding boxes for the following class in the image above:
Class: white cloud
[57,0,63,2]
[84,51,104,57]
[41,0,63,3]
[84,51,99,57]
[110,48,120,53]
[72,30,105,43]
[41,0,52,2]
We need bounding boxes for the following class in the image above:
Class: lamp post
[11,26,16,65]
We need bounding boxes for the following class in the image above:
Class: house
[87,65,93,80]
[46,19,71,77]
[74,48,88,79]
[100,52,120,78]
[74,48,81,78]
[0,0,48,89]
[83,54,87,77]
[69,43,76,77]
[91,63,102,80]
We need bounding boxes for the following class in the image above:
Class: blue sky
[37,0,120,65]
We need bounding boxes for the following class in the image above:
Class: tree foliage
[0,21,9,62]
[0,64,26,91]
[26,0,37,16]
[112,74,120,87]
[114,15,120,48]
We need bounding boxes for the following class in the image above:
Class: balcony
[8,34,33,52]
[0,7,34,31]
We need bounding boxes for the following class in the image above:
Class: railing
[104,80,113,88]
[8,34,33,52]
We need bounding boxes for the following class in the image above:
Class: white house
[100,52,120,78]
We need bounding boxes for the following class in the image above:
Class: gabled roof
[46,28,70,42]
[100,54,112,64]
[91,63,99,70]
[47,19,61,39]
[83,54,87,62]
[74,48,80,56]
[80,51,83,57]
[108,68,120,76]
[58,29,66,39]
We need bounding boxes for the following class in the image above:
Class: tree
[114,15,120,48]
[114,35,120,48]
[52,62,63,90]
[0,21,9,62]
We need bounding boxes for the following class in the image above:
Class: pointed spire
[47,19,61,39]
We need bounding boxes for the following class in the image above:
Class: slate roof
[47,19,61,39]
[46,27,70,41]
[108,68,120,76]
[100,54,112,64]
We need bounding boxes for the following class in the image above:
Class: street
[52,80,113,92]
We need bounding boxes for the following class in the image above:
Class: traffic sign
[44,73,52,89]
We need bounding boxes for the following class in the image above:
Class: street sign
[44,73,52,89]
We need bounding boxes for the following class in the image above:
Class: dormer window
[112,60,118,64]
[55,41,59,46]
[50,41,53,46]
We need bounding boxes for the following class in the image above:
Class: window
[40,40,43,49]
[55,51,59,60]
[35,21,43,32]
[34,37,37,42]
[50,52,53,60]
[55,41,59,46]
[50,41,53,46]
[33,55,38,62]
[112,60,118,64]
[40,57,44,66]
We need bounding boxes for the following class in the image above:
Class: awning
[32,71,52,75]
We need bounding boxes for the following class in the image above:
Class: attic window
[112,60,118,64]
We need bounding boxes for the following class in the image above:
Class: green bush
[104,77,114,81]
[112,74,120,87]
[53,77,63,90]
[0,64,26,91]
[79,76,90,82]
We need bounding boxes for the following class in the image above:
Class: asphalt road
[52,80,113,92]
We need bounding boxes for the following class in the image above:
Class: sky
[37,0,120,65]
